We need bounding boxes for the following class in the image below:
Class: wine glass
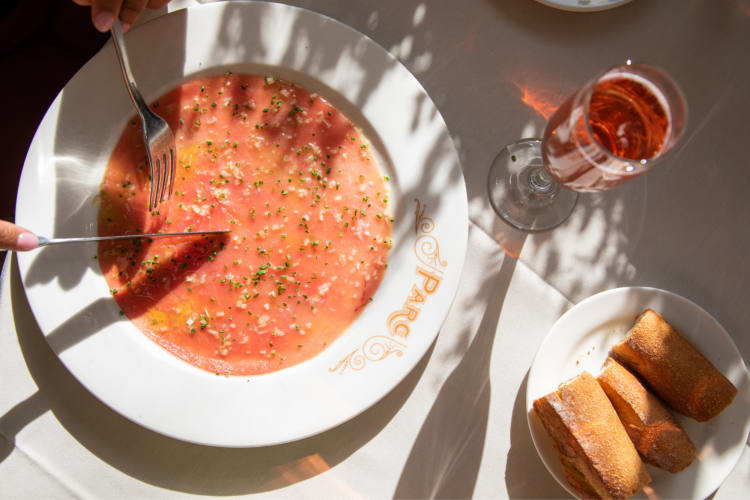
[488,63,687,231]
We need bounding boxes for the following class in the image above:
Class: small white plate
[16,1,467,447]
[535,0,633,12]
[526,287,750,499]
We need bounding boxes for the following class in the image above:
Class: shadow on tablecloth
[5,253,432,494]
[505,371,569,498]
[394,233,523,498]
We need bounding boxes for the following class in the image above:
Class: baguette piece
[533,372,651,499]
[597,357,696,473]
[612,309,737,422]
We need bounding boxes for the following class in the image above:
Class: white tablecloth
[2,0,749,498]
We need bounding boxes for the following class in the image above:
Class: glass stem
[487,139,577,231]
[528,165,554,194]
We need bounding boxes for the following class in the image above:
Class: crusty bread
[612,309,737,422]
[533,372,651,499]
[597,357,696,473]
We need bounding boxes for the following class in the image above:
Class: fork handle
[110,19,164,209]
[110,20,151,121]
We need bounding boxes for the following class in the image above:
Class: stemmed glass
[488,63,687,231]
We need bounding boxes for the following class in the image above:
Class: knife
[34,229,231,248]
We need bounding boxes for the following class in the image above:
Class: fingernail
[16,232,39,251]
[121,22,131,33]
[94,11,114,32]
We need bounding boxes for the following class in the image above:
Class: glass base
[487,139,578,232]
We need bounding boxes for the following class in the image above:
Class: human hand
[0,220,39,251]
[72,0,172,33]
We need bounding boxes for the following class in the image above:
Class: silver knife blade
[36,229,231,247]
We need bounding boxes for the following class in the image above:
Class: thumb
[0,220,39,251]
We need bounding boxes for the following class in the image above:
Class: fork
[110,19,175,209]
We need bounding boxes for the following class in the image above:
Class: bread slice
[612,309,737,422]
[597,357,696,473]
[533,372,651,499]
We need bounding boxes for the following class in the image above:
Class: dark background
[1,0,108,224]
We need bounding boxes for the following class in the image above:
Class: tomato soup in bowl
[98,73,392,376]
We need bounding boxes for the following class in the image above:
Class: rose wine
[542,73,671,192]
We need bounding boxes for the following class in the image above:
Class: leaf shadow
[6,253,431,494]
[8,1,464,494]
[394,227,521,498]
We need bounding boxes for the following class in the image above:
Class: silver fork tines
[111,20,176,209]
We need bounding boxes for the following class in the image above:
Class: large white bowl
[15,1,468,447]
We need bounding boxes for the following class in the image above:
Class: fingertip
[93,11,115,32]
[16,232,39,251]
[121,21,132,33]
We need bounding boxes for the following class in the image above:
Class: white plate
[526,287,750,499]
[535,0,633,12]
[15,1,467,447]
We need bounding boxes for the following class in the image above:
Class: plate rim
[525,285,750,499]
[15,0,469,447]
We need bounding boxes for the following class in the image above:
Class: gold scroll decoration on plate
[330,199,448,374]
